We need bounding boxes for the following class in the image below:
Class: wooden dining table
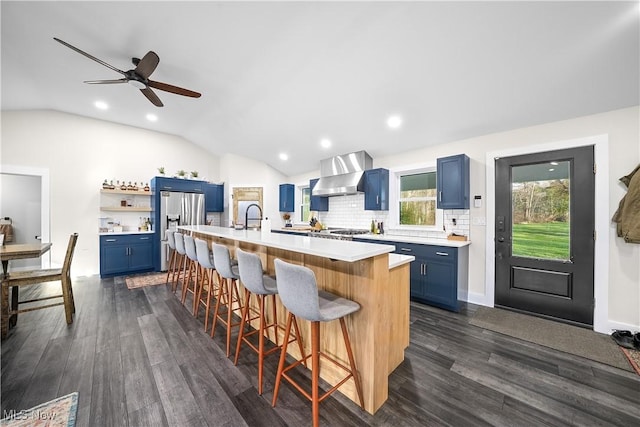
[1,242,52,336]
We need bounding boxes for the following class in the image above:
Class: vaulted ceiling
[2,1,638,176]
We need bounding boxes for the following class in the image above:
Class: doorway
[494,146,595,326]
[0,166,50,270]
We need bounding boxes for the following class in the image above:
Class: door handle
[498,237,505,242]
[35,235,42,240]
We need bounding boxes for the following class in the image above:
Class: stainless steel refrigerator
[159,191,205,270]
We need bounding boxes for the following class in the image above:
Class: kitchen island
[179,225,413,414]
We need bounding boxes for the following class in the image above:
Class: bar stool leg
[272,312,294,406]
[340,318,364,408]
[165,248,176,285]
[311,321,320,427]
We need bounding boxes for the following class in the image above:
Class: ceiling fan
[53,37,201,107]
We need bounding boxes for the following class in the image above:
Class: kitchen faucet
[245,203,263,230]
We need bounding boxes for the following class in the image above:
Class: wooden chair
[1,233,78,330]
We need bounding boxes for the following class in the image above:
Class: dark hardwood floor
[2,275,639,426]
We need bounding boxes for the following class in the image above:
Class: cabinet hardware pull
[106,239,117,242]
[140,237,149,240]
[424,264,427,275]
[435,252,449,256]
[376,195,379,204]
[400,247,412,252]
[439,191,442,202]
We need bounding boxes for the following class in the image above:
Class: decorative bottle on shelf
[143,182,150,192]
[120,181,127,191]
[102,179,110,189]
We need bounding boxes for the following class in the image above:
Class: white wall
[218,153,287,228]
[1,110,221,275]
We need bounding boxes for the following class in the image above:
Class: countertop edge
[389,253,415,269]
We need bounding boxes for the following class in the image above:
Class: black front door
[495,146,595,327]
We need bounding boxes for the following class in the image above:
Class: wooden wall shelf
[100,189,151,196]
[100,206,152,212]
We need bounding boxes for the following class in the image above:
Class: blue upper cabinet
[364,168,389,210]
[151,176,204,193]
[279,184,295,212]
[309,178,329,211]
[205,183,224,212]
[437,154,470,209]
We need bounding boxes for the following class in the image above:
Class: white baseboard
[601,319,640,335]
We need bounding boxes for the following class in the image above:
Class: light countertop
[276,228,471,247]
[389,253,415,269]
[179,225,396,263]
[98,230,154,236]
[351,233,471,248]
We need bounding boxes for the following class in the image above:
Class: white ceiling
[2,1,638,176]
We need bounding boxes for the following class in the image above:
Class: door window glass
[511,161,570,260]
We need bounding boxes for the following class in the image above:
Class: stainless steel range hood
[312,151,372,196]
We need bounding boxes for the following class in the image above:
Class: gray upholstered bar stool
[211,243,244,357]
[182,235,200,314]
[165,230,178,286]
[172,232,187,294]
[195,238,219,332]
[234,249,305,395]
[272,259,364,427]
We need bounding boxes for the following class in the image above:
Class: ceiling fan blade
[84,78,128,84]
[141,87,164,107]
[53,37,126,76]
[135,51,159,79]
[148,80,201,98]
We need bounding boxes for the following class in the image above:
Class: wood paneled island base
[181,226,412,414]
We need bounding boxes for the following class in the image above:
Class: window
[398,171,437,226]
[300,187,310,222]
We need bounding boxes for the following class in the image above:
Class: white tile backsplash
[316,194,470,238]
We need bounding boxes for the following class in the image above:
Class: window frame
[299,185,310,223]
[391,163,443,231]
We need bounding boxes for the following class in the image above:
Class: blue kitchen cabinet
[205,183,224,212]
[151,176,204,193]
[100,234,154,277]
[356,236,463,312]
[437,154,470,209]
[279,184,295,212]
[364,168,389,211]
[309,178,329,212]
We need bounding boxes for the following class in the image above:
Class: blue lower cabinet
[100,234,154,277]
[359,238,460,312]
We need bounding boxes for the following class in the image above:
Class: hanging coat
[612,164,640,243]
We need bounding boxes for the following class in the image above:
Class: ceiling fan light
[128,80,146,89]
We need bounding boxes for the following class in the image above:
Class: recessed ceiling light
[548,168,555,172]
[320,138,332,148]
[279,153,289,161]
[94,101,108,110]
[146,113,158,122]
[550,161,558,165]
[386,115,403,129]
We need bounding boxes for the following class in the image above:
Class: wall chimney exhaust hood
[312,150,372,196]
